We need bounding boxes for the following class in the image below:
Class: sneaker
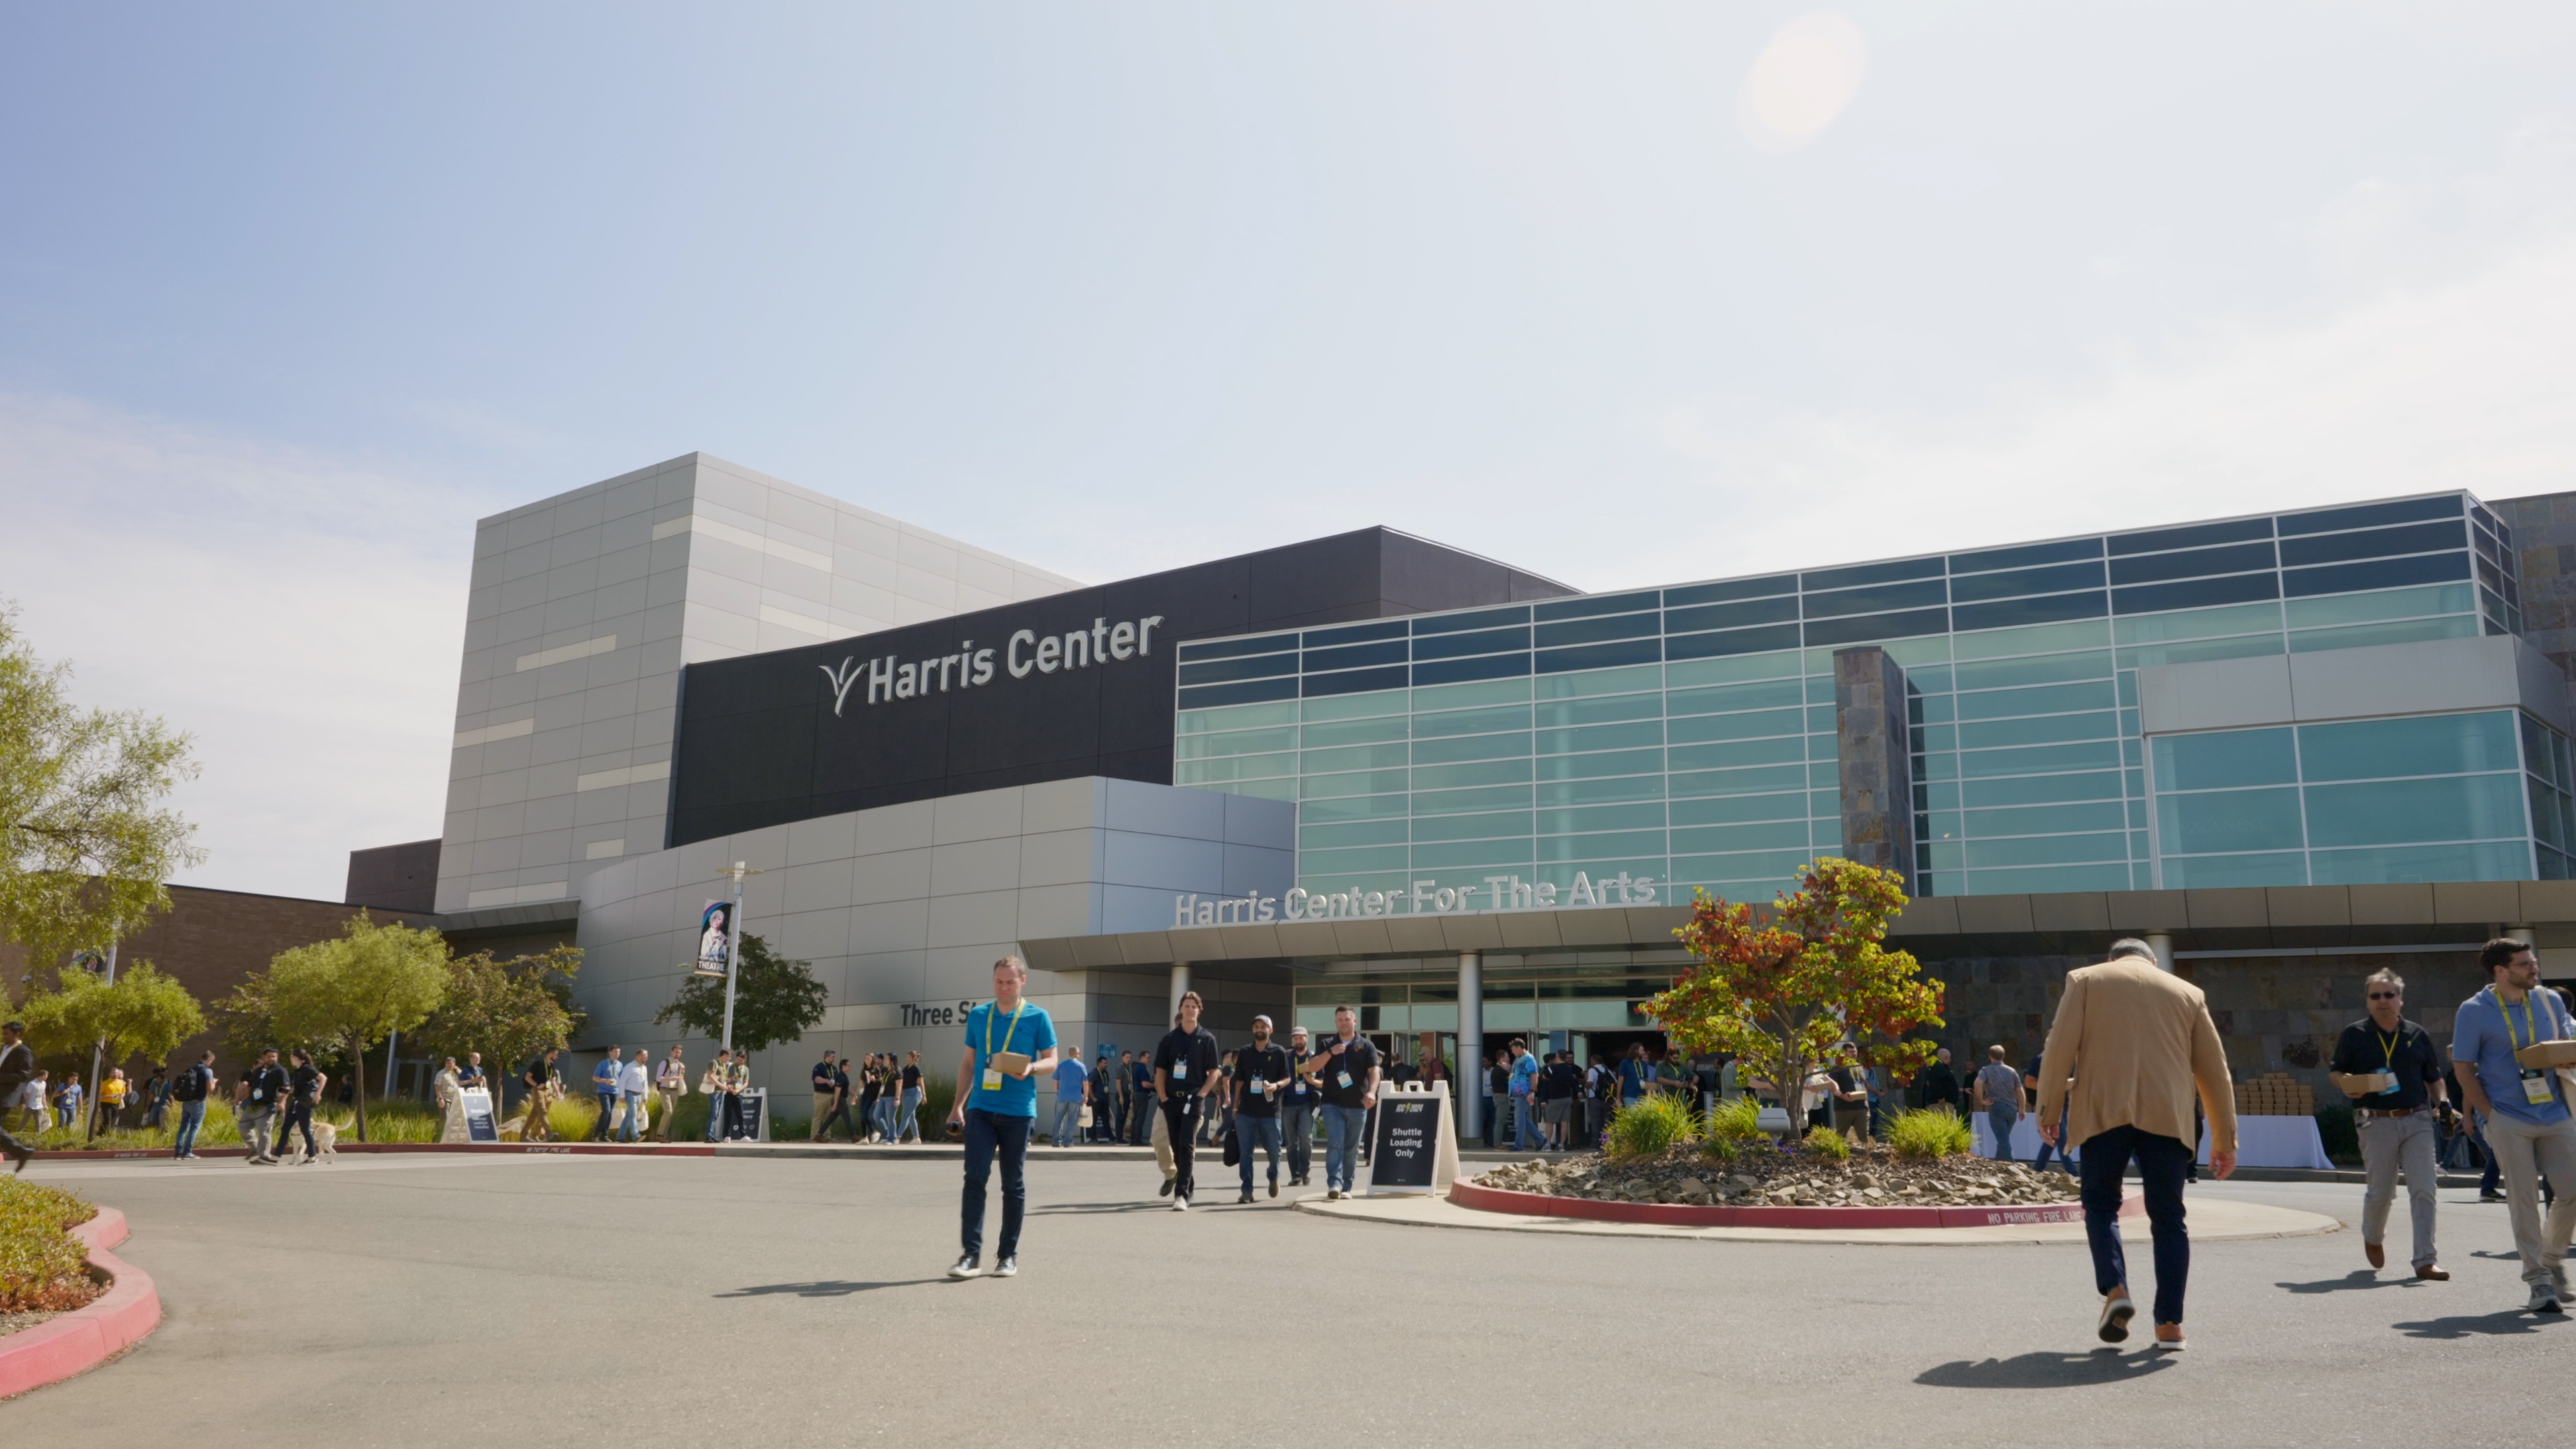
[1158,1178,1175,1199]
[2530,1281,2564,1313]
[1269,1179,1279,1199]
[1173,1195,1189,1212]
[1326,1187,1343,1201]
[2481,1190,2508,1203]
[991,1256,1018,1278]
[2152,1325,2187,1351]
[947,1255,982,1279]
[1236,1191,1254,1205]
[2097,1292,2135,1344]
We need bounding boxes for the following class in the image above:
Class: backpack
[169,1064,208,1103]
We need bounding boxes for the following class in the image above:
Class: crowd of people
[807,1049,925,1143]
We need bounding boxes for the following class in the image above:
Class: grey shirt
[1976,1062,2025,1116]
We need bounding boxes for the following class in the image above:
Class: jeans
[281,1097,317,1158]
[959,1108,1032,1261]
[896,1088,922,1143]
[1986,1105,2019,1163]
[1053,1099,1083,1148]
[1283,1101,1315,1181]
[2080,1124,2194,1326]
[1236,1114,1283,1193]
[2483,1111,2576,1286]
[704,1092,727,1142]
[591,1091,619,1140]
[619,1090,644,1142]
[1322,1104,1369,1193]
[2359,1112,2440,1268]
[2031,1108,2073,1174]
[240,1106,277,1161]
[1513,1095,1543,1152]
[1161,1095,1201,1199]
[173,1098,207,1156]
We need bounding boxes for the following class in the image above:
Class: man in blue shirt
[2452,936,2576,1312]
[587,1046,623,1142]
[946,955,1057,1279]
[1050,1045,1090,1148]
[1509,1039,1542,1152]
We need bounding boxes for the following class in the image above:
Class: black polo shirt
[1153,1026,1220,1097]
[2330,1016,2447,1111]
[241,1064,288,1109]
[1312,1034,1380,1109]
[1233,1042,1291,1118]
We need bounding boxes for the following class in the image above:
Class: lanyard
[2497,988,2541,1053]
[984,998,1027,1063]
[2375,1027,2402,1071]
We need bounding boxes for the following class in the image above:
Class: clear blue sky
[3,3,2572,898]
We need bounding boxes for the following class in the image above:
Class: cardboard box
[2514,1040,2576,1069]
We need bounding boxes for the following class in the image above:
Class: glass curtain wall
[1175,493,2534,901]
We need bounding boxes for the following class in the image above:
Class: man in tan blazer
[2038,938,2238,1351]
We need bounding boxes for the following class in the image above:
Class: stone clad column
[1456,951,1483,1137]
[1832,646,1916,887]
[1169,962,1190,1024]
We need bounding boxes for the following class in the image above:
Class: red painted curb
[1449,1175,2108,1230]
[33,1141,720,1161]
[0,1206,160,1401]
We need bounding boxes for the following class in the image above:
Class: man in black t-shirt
[1231,1016,1293,1203]
[1485,1053,1511,1150]
[2330,968,2455,1279]
[282,1050,325,1163]
[1152,991,1222,1210]
[237,1048,288,1165]
[1542,1052,1583,1150]
[1309,1006,1381,1199]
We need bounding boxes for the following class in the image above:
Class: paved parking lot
[5,1152,2571,1441]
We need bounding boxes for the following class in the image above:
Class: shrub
[1803,1125,1851,1161]
[0,1177,98,1312]
[1885,1105,1974,1160]
[1705,1093,1768,1142]
[1699,1132,1738,1164]
[1605,1090,1701,1159]
[2314,1104,2359,1167]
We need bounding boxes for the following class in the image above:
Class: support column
[2145,932,2174,973]
[1169,962,1191,1025]
[1456,951,1483,1138]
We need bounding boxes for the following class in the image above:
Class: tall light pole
[83,941,117,1142]
[714,861,760,1053]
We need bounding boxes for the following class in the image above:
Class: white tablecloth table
[2200,1114,2332,1170]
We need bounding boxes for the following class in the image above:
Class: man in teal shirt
[946,955,1057,1280]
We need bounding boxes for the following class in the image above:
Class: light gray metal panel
[2135,653,2293,734]
[2288,635,2526,726]
[1103,777,1228,841]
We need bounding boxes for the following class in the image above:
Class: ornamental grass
[1604,1090,1701,1160]
[0,1177,99,1313]
[1884,1105,1974,1160]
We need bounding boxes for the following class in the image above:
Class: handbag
[1222,1122,1240,1167]
[1079,1105,1093,1127]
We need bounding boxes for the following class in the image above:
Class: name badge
[1250,1078,1265,1095]
[2524,1069,2556,1106]
[1336,1071,1353,1089]
[251,1089,265,1102]
[1171,1062,1188,1081]
[982,1069,1004,1092]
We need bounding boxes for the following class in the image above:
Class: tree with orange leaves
[1646,857,1943,1130]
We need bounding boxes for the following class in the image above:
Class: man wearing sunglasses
[2330,968,2453,1281]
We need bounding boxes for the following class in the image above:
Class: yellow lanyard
[2375,1027,2402,1071]
[983,998,1027,1065]
[2500,990,2538,1054]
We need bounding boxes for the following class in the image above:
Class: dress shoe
[2365,1242,2385,1270]
[2097,1292,2135,1344]
[2412,1263,2449,1281]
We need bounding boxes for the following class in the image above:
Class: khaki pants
[656,1090,681,1141]
[2485,1112,2576,1285]
[1151,1098,1174,1181]
[811,1093,836,1140]
[2359,1112,2440,1269]
[240,1106,277,1161]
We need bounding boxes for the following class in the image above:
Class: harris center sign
[1172,870,1662,927]
[820,614,1168,714]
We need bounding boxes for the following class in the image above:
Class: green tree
[267,914,451,1142]
[15,960,207,1140]
[1646,858,1944,1130]
[0,604,204,973]
[411,945,583,1101]
[653,932,826,1073]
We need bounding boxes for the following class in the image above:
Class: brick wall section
[1925,952,2487,1104]
[2,886,431,1083]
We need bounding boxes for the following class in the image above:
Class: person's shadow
[1030,1199,1171,1216]
[1917,1351,2176,1389]
[716,1279,945,1298]
[2276,1271,2407,1295]
[2392,1311,2570,1340]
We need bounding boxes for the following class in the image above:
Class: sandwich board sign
[460,1087,498,1143]
[1364,1081,1459,1197]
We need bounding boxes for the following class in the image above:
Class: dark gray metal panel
[346,839,442,913]
[1831,647,1914,887]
